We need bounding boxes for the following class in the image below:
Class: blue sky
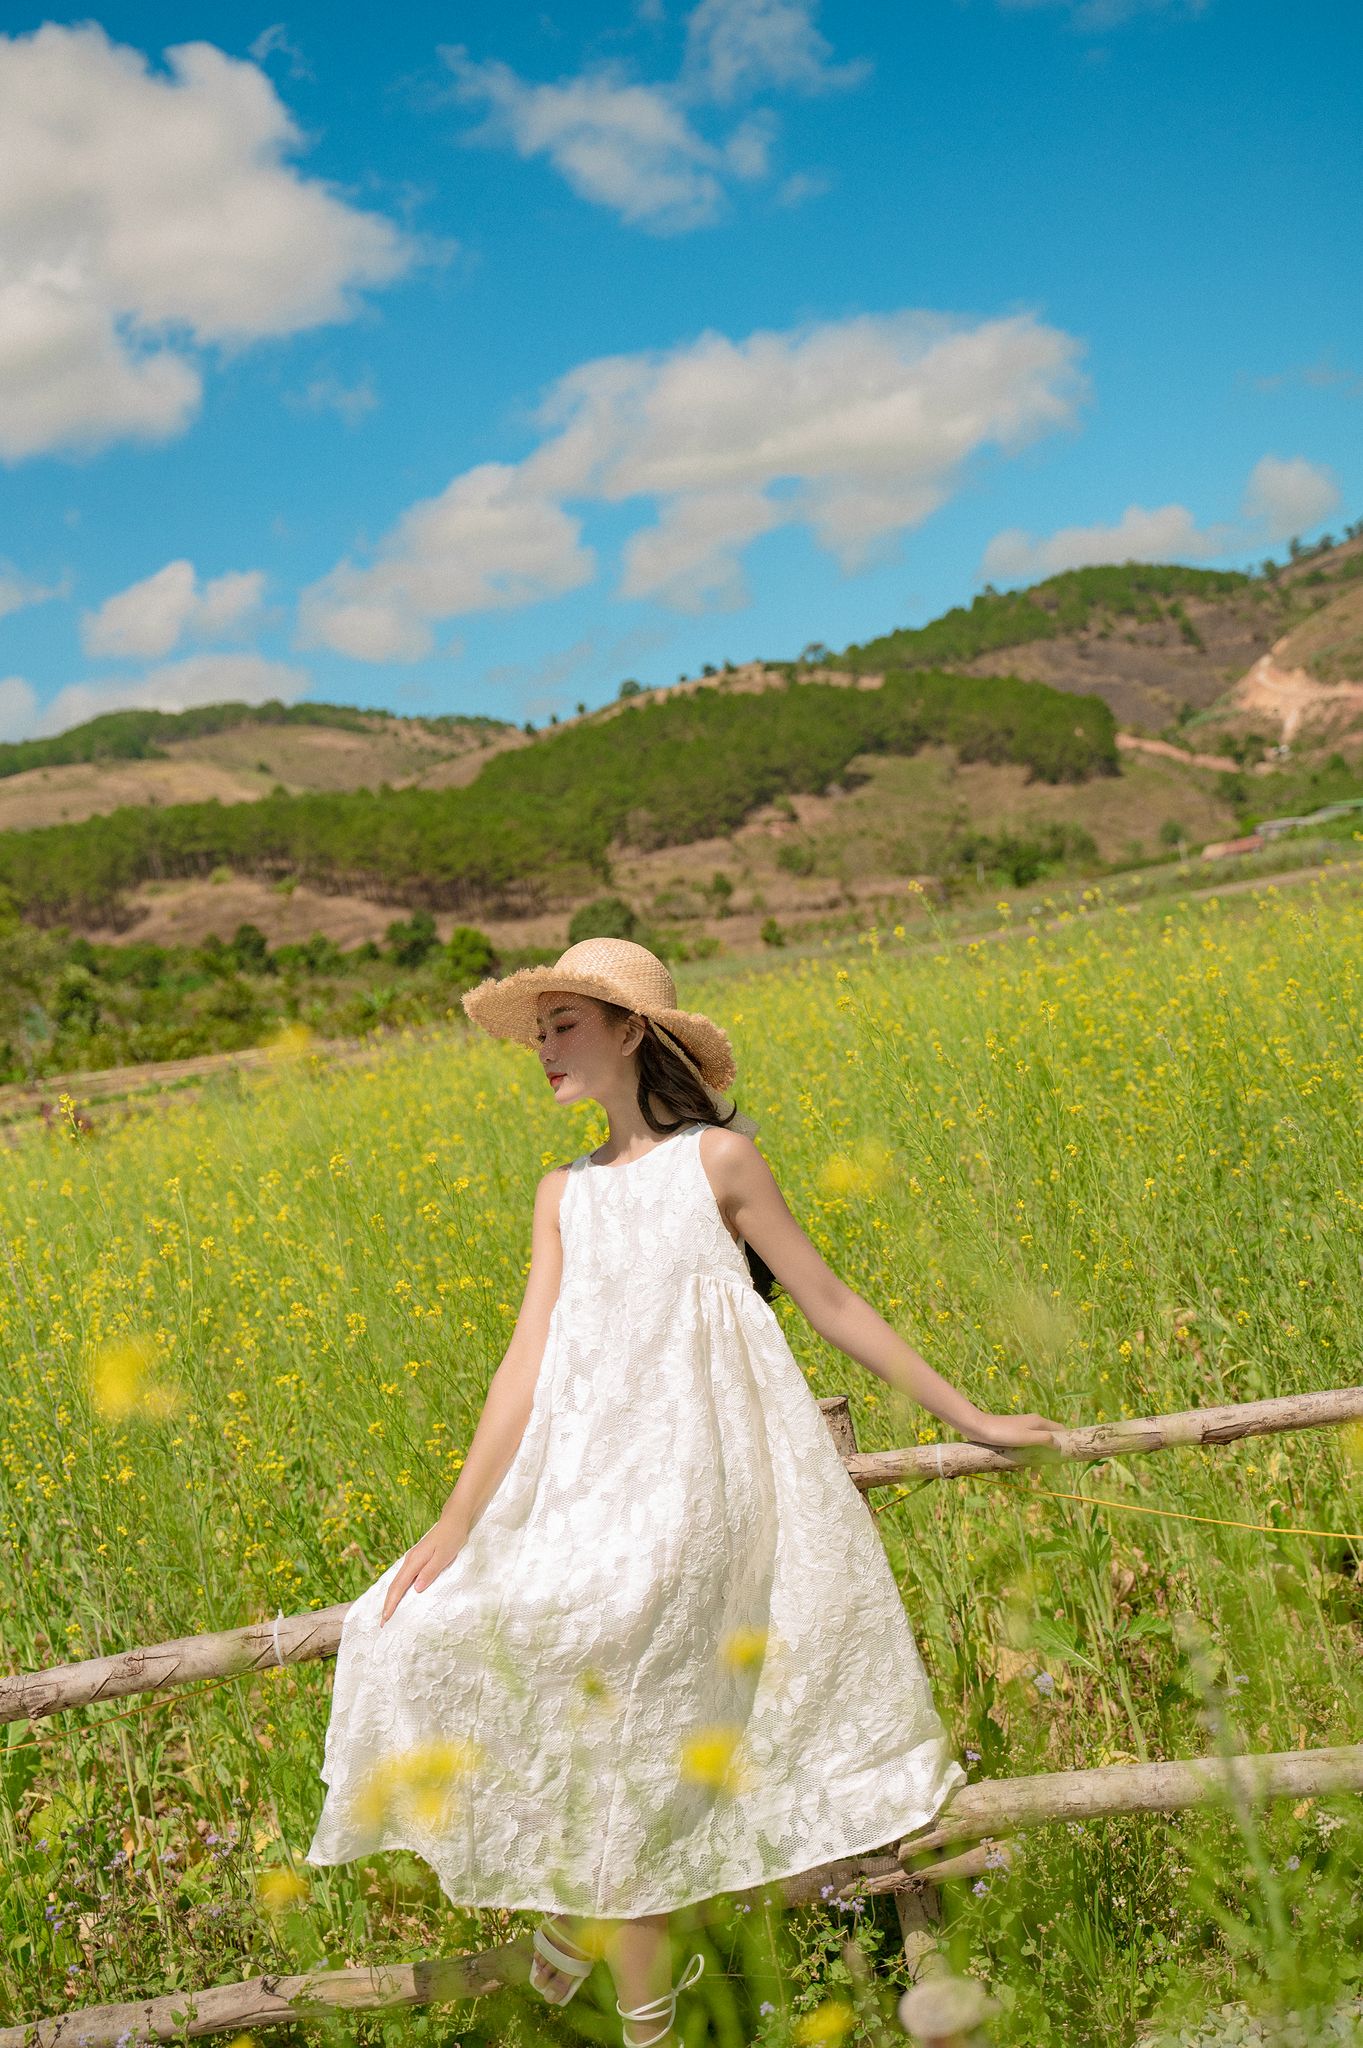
[1,0,1359,739]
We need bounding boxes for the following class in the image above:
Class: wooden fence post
[893,1885,944,1982]
[817,1395,879,1531]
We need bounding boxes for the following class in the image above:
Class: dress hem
[303,1755,968,1921]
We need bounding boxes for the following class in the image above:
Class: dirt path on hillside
[1114,732,1262,774]
[4,854,1360,1132]
[1232,655,1363,745]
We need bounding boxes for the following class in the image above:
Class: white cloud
[981,452,1343,584]
[550,310,1085,580]
[0,653,310,744]
[1252,358,1363,402]
[0,562,69,622]
[247,23,312,78]
[0,676,38,743]
[996,0,1208,27]
[444,53,728,231]
[82,560,266,660]
[0,23,415,460]
[440,0,863,232]
[292,372,378,426]
[776,168,830,206]
[981,503,1235,582]
[681,0,869,102]
[620,488,781,609]
[1241,455,1340,543]
[301,308,1085,654]
[297,464,595,660]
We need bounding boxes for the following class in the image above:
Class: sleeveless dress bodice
[306,1121,965,1917]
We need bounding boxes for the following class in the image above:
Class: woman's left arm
[709,1128,1064,1451]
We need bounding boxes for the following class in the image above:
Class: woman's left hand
[963,1408,1066,1451]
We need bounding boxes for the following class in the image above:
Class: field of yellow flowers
[2,873,1362,2048]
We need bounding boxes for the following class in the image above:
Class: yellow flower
[794,1999,855,2043]
[265,1021,314,1062]
[679,1723,747,1795]
[819,1138,893,1199]
[88,1335,182,1420]
[577,1665,617,1709]
[257,1868,309,1914]
[354,1739,483,1831]
[717,1626,768,1671]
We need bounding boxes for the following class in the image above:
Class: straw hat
[462,936,755,1130]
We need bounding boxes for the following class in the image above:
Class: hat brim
[461,966,737,1092]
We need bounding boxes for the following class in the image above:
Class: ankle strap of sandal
[616,1951,705,2034]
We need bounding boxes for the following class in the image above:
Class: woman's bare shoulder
[697,1124,771,1189]
[534,1158,577,1219]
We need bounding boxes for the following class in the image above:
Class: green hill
[0,668,1117,928]
[0,699,408,782]
[841,562,1253,672]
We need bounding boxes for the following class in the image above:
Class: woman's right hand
[380,1517,467,1626]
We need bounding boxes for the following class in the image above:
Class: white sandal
[616,1950,705,2047]
[528,1916,595,2006]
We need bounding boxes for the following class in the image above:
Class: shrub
[444,925,495,986]
[386,909,438,968]
[567,897,638,943]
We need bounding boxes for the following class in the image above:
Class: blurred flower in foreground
[819,1138,893,1200]
[265,1021,314,1063]
[257,1868,309,1914]
[717,1625,768,1671]
[679,1722,748,1796]
[794,1998,855,2043]
[354,1739,483,1831]
[577,1664,616,1709]
[88,1335,182,1421]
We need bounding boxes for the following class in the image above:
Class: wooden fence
[3,1382,1360,2045]
[4,1385,1357,1727]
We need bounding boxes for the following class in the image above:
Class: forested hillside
[839,542,1363,732]
[841,563,1254,672]
[0,668,1117,927]
[0,698,510,783]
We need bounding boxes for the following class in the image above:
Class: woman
[306,936,1062,2047]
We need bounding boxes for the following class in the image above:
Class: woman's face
[533,992,642,1106]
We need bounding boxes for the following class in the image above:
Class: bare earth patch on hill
[605,746,1239,953]
[951,590,1280,730]
[172,716,527,795]
[0,755,266,831]
[82,877,414,951]
[0,715,528,831]
[1263,577,1363,690]
[1230,653,1363,746]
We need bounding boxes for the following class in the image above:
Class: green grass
[2,877,1362,2046]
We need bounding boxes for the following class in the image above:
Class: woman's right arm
[380,1164,567,1625]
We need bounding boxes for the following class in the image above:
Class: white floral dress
[306,1120,965,1916]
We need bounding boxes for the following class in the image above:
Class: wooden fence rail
[4,1741,1359,2048]
[4,1384,1358,1727]
[3,1384,1360,2044]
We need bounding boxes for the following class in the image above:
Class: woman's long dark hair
[590,997,780,1304]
